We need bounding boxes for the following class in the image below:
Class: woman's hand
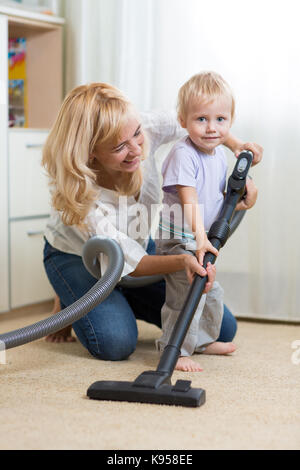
[235,176,258,211]
[183,254,216,292]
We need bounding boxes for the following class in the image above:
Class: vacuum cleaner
[86,150,254,408]
[0,150,252,407]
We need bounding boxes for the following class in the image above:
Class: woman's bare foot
[46,326,75,343]
[46,295,76,343]
[203,342,236,355]
[175,356,203,372]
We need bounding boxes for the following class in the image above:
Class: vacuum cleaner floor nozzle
[87,380,206,407]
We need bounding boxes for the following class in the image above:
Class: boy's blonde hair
[42,83,147,228]
[177,71,235,122]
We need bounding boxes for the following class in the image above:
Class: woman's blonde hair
[177,71,235,122]
[42,83,147,227]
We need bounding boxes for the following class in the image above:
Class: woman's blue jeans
[43,238,237,361]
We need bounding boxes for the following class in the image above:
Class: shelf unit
[0,6,65,312]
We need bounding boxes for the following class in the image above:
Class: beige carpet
[0,302,299,450]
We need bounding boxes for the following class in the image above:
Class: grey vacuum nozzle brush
[87,371,205,407]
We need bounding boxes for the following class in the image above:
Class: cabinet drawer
[9,130,51,218]
[10,218,54,308]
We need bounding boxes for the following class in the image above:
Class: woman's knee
[88,332,137,361]
[218,305,238,342]
[74,321,138,362]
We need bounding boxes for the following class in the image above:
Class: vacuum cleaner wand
[87,151,254,407]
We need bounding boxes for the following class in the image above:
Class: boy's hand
[234,142,263,166]
[224,134,263,166]
[196,237,219,266]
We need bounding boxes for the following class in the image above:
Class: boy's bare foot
[203,342,236,355]
[45,326,75,343]
[175,356,203,372]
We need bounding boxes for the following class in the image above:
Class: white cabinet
[9,130,50,218]
[10,218,53,308]
[8,130,54,308]
[0,7,65,313]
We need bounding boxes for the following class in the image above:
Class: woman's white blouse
[44,111,186,278]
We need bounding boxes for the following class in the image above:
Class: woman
[43,83,262,360]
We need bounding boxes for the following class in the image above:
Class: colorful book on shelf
[8,38,27,127]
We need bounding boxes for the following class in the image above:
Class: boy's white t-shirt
[160,136,228,235]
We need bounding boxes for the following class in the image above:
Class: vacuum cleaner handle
[157,150,253,374]
[206,150,254,249]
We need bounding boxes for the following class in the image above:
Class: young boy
[156,71,237,372]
